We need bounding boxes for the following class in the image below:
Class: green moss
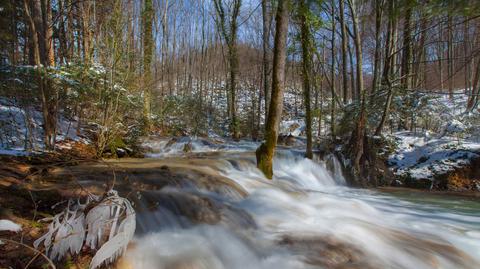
[107,135,127,157]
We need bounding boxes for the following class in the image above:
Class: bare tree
[213,0,242,140]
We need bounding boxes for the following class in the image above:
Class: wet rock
[134,190,256,231]
[278,235,375,269]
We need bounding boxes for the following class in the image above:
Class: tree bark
[262,0,271,122]
[24,0,56,149]
[376,0,396,136]
[299,0,313,159]
[339,0,349,104]
[143,0,154,131]
[447,14,454,99]
[372,0,383,93]
[256,0,290,179]
[401,0,412,90]
[213,0,242,140]
[330,0,336,139]
[347,0,366,175]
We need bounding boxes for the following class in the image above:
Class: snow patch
[0,219,22,232]
[388,131,480,180]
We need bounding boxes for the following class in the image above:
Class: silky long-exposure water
[122,139,480,269]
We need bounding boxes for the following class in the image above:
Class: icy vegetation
[0,219,22,232]
[34,190,135,269]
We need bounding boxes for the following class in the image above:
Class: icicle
[33,190,136,267]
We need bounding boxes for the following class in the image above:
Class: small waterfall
[325,153,347,184]
[122,140,480,269]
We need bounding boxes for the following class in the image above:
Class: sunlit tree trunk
[339,0,349,104]
[330,0,336,139]
[24,0,57,149]
[262,0,271,122]
[256,0,290,179]
[142,0,154,131]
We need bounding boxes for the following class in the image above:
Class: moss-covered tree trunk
[256,0,290,179]
[143,0,154,131]
[299,0,313,159]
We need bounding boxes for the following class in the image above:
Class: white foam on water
[126,146,480,269]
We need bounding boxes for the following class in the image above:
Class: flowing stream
[121,138,480,269]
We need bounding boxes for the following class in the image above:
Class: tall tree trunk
[438,22,444,91]
[401,0,413,90]
[229,42,240,139]
[256,0,290,179]
[339,0,349,104]
[347,0,366,175]
[24,0,56,149]
[372,0,383,93]
[376,0,396,136]
[299,0,313,159]
[44,0,55,66]
[348,42,356,100]
[330,1,336,139]
[466,57,480,111]
[143,0,154,131]
[413,14,427,88]
[80,1,92,63]
[447,14,454,99]
[213,0,241,140]
[262,0,271,122]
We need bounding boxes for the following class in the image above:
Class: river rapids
[118,138,480,269]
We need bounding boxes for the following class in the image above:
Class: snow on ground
[423,91,480,140]
[386,90,480,181]
[0,98,88,155]
[388,131,480,180]
[0,219,22,232]
[279,119,305,136]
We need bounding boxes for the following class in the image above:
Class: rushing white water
[125,140,480,269]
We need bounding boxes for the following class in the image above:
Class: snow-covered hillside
[0,98,88,155]
[387,91,480,182]
[388,131,480,180]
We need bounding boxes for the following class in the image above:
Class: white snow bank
[388,131,480,180]
[0,219,22,232]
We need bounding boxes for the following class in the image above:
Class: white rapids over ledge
[124,139,480,269]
